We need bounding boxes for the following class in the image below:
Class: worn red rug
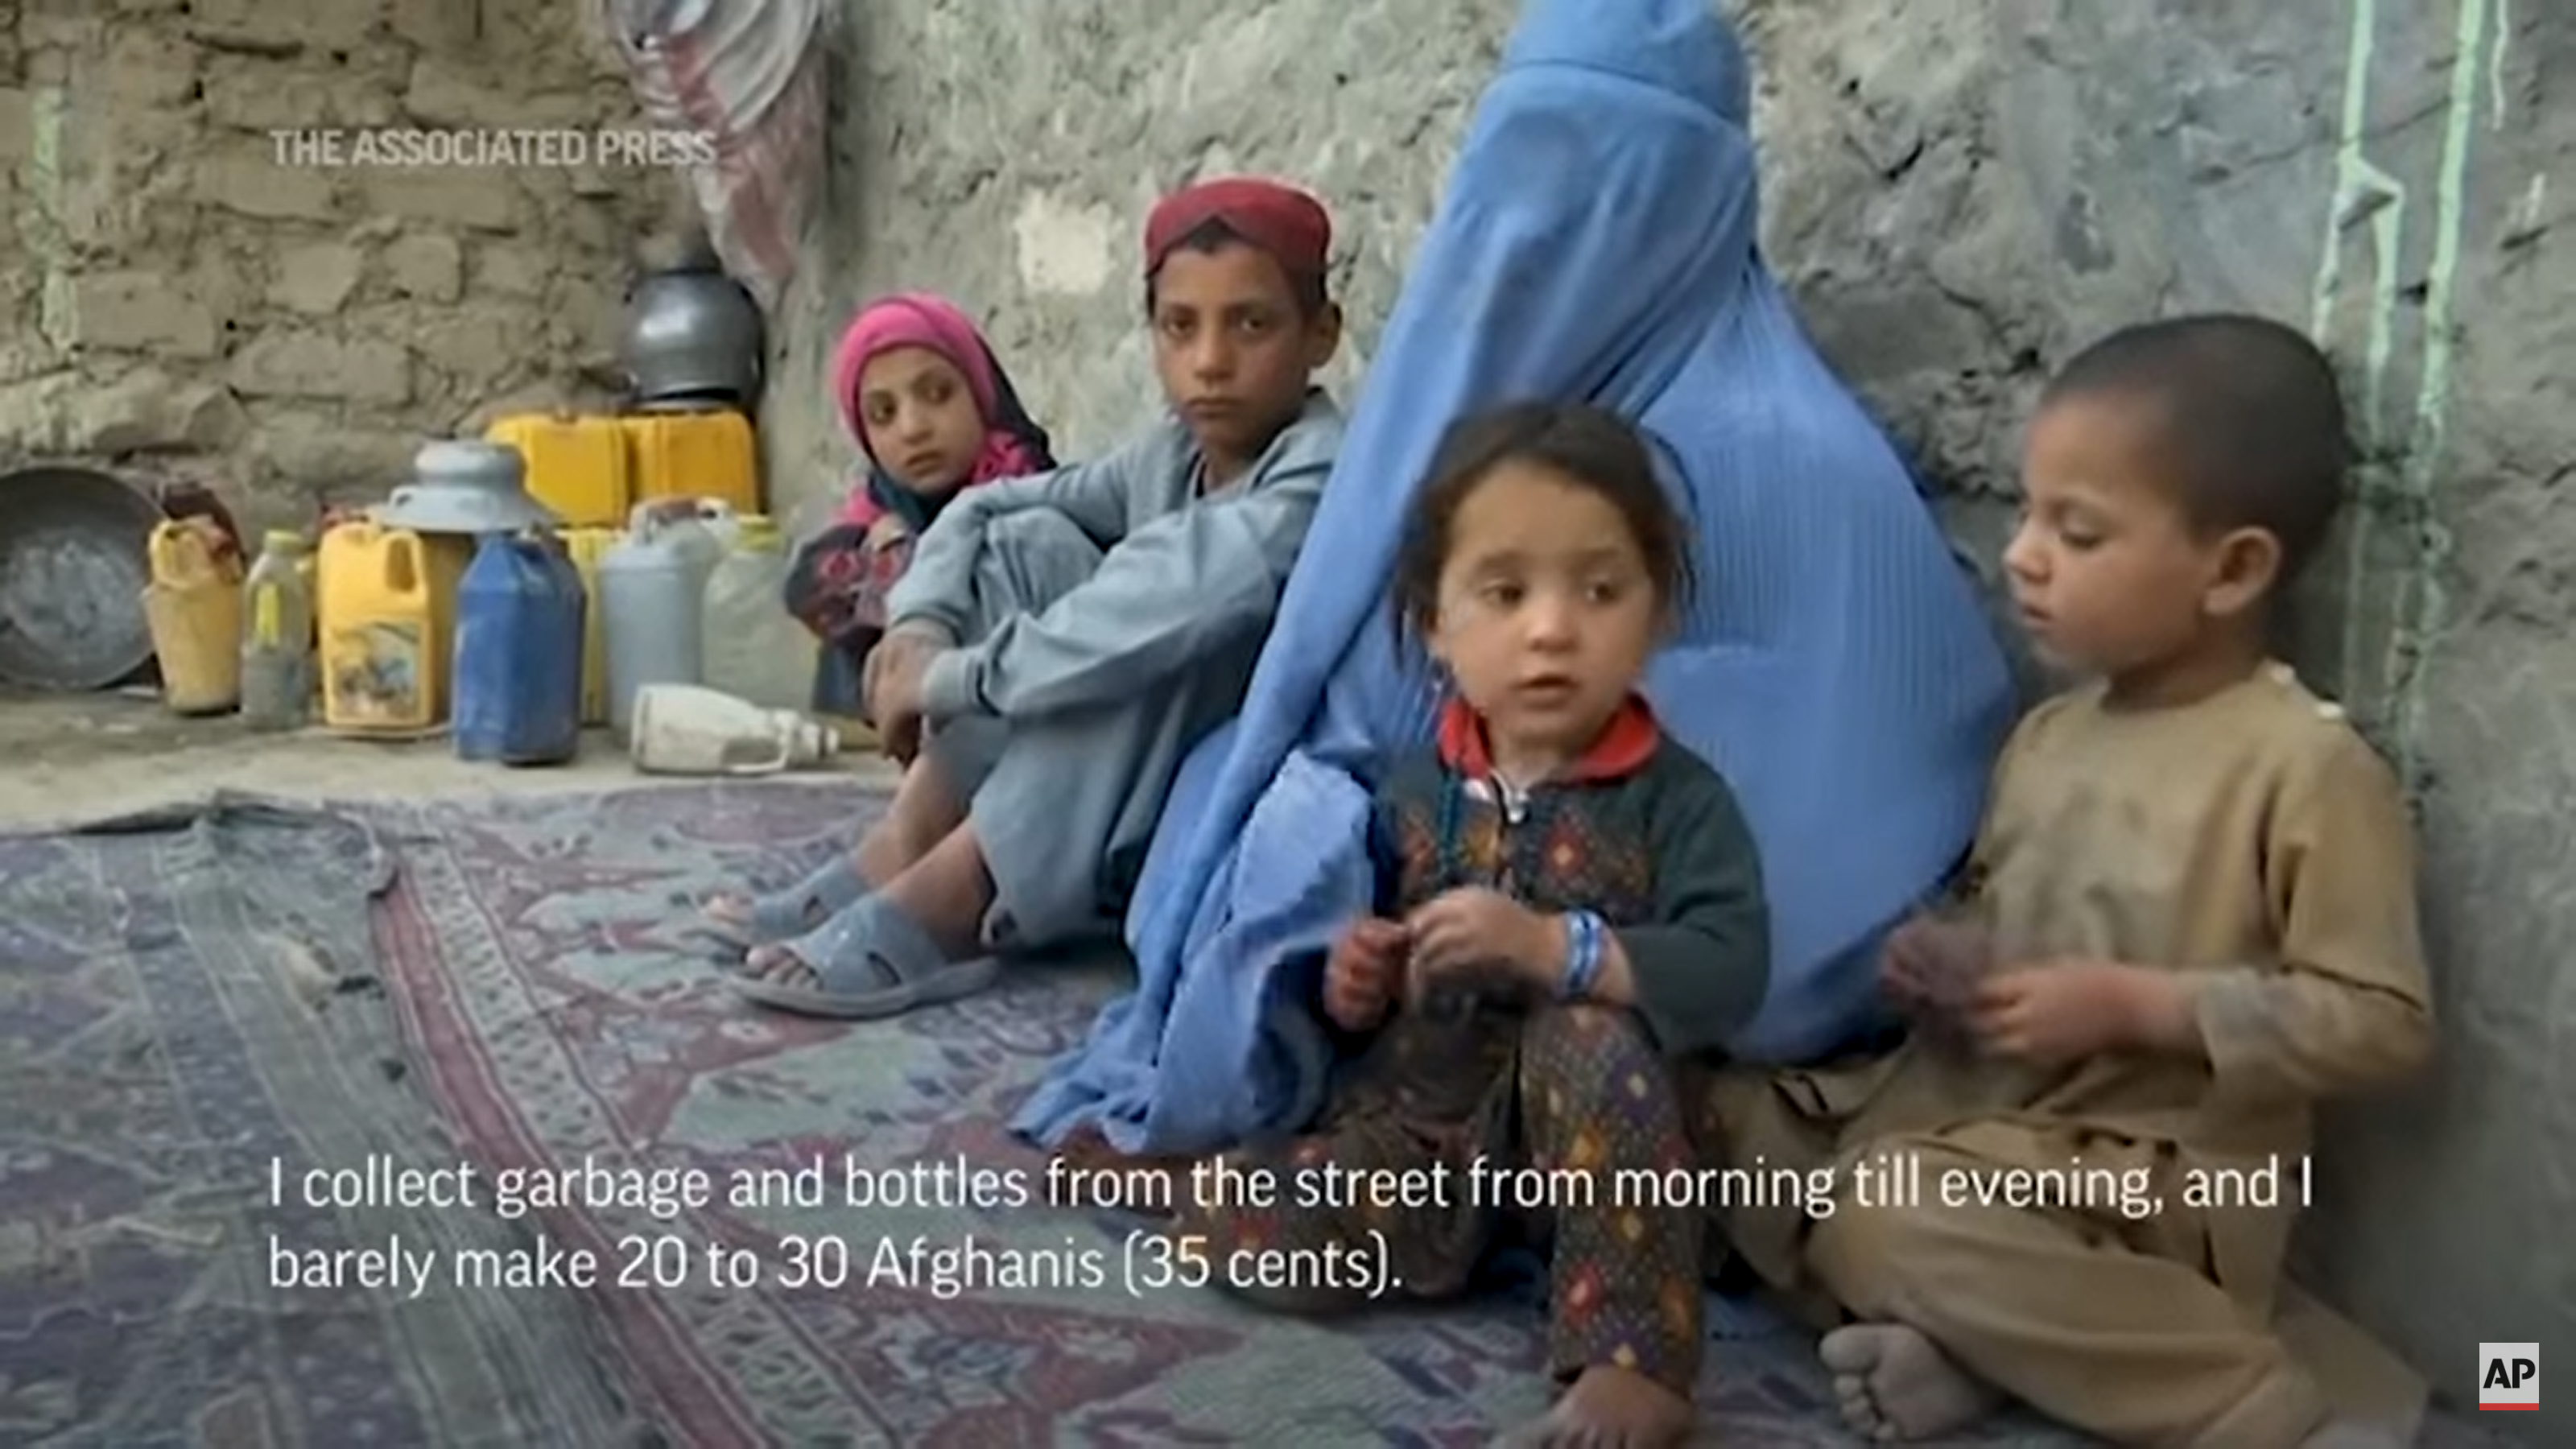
[356,781,2139,1447]
[7,787,2496,1445]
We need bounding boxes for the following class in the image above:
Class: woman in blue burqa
[1021,0,2016,1187]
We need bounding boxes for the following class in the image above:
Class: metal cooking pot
[621,265,765,408]
[0,464,164,691]
[374,440,559,535]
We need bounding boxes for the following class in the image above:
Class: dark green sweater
[1367,699,1771,1057]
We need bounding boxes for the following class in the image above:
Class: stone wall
[766,0,2574,1435]
[0,0,675,534]
[1752,9,2570,1436]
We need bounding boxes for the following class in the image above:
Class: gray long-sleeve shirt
[888,390,1344,723]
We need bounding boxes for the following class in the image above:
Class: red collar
[1435,695,1663,785]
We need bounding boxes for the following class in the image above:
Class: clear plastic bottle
[238,529,316,731]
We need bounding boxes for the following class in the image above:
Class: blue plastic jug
[452,530,586,766]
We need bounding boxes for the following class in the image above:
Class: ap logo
[2479,1343,2538,1410]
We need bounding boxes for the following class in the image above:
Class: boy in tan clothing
[1709,315,2435,1447]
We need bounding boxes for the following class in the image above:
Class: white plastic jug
[681,497,740,555]
[629,683,840,775]
[700,514,815,710]
[598,498,733,740]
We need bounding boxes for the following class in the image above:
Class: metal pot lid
[374,439,559,535]
[415,438,526,489]
[374,485,559,535]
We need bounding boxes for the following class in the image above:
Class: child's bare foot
[1818,1323,1999,1441]
[1504,1365,1695,1447]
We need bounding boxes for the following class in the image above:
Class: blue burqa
[1014,0,2017,1154]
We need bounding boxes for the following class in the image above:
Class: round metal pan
[0,464,164,691]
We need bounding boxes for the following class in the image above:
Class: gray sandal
[693,855,868,947]
[726,894,1001,1018]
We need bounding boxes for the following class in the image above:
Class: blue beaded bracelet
[1558,910,1605,1001]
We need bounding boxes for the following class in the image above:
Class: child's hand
[1879,918,1938,1011]
[864,514,910,551]
[877,695,925,765]
[1971,960,2178,1064]
[862,630,940,762]
[1323,918,1409,1031]
[1404,887,1558,1001]
[1882,916,1992,1017]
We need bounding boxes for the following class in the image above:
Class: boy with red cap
[727,176,1348,1019]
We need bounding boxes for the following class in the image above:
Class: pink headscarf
[828,292,1052,528]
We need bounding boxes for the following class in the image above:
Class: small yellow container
[142,520,244,716]
[316,520,468,736]
[557,525,620,726]
[486,411,634,528]
[622,407,761,517]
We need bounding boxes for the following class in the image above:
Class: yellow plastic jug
[622,407,762,517]
[142,519,244,715]
[558,526,620,726]
[316,520,464,736]
[486,411,634,528]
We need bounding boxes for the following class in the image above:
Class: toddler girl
[1185,400,1769,1448]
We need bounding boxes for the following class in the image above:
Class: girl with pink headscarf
[785,292,1055,663]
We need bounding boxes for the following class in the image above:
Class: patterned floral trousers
[1190,1001,1713,1395]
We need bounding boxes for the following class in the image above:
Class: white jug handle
[721,739,791,775]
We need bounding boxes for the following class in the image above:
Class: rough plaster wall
[0,0,675,534]
[1752,7,2572,1437]
[758,0,1525,528]
[1746,13,2572,1440]
[766,0,2570,1434]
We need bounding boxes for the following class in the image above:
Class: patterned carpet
[1,784,2511,1447]
[0,796,633,1447]
[359,782,2089,1448]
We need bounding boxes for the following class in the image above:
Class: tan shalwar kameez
[1706,663,2436,1447]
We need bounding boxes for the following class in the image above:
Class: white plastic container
[629,683,840,775]
[699,514,815,710]
[683,497,741,555]
[597,498,734,741]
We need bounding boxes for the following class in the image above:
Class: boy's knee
[983,506,1090,555]
[1805,1161,1979,1315]
[973,508,1104,621]
[981,507,1100,578]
